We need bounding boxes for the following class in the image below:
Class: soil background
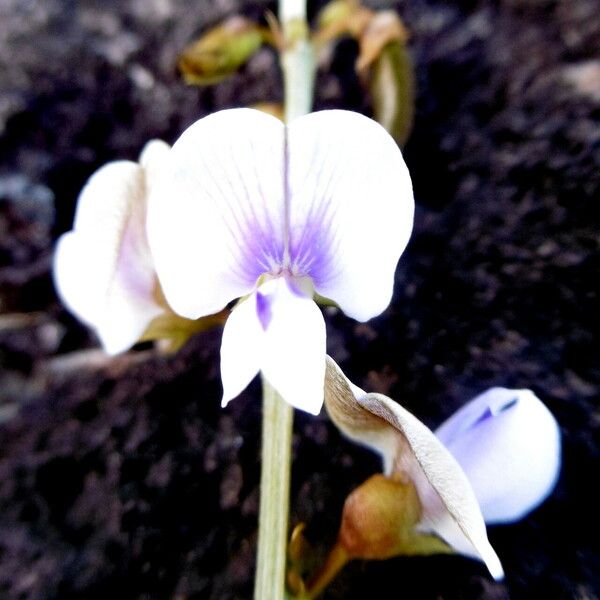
[0,0,599,598]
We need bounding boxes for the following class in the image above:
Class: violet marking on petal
[468,397,519,430]
[256,290,273,330]
[282,123,291,270]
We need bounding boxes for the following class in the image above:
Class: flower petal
[260,278,326,414]
[324,357,503,579]
[220,278,326,413]
[54,232,102,327]
[148,109,287,319]
[435,387,561,525]
[287,111,414,321]
[54,160,162,354]
[139,139,171,191]
[220,294,263,407]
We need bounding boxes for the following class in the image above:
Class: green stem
[254,378,294,600]
[280,0,316,122]
[305,542,350,599]
[253,3,316,599]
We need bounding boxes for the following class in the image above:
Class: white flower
[435,387,561,524]
[148,109,414,414]
[54,140,170,354]
[323,357,504,579]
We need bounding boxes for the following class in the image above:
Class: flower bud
[338,474,422,560]
[355,11,409,74]
[179,16,265,85]
[435,387,561,524]
[314,0,372,45]
[305,474,452,598]
[370,40,415,147]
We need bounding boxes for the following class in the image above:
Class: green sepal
[316,0,357,30]
[370,40,415,147]
[313,0,372,46]
[179,16,266,86]
[313,293,338,308]
[140,309,228,352]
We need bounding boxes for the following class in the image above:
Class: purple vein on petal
[223,138,283,277]
[232,138,284,272]
[469,406,495,430]
[469,397,519,430]
[178,158,254,285]
[289,141,331,271]
[282,125,291,269]
[286,130,340,285]
[197,138,283,284]
[249,139,283,269]
[256,290,273,330]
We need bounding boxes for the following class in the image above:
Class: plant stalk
[254,378,294,600]
[253,2,316,599]
[280,0,316,122]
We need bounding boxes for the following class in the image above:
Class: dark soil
[1,0,599,598]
